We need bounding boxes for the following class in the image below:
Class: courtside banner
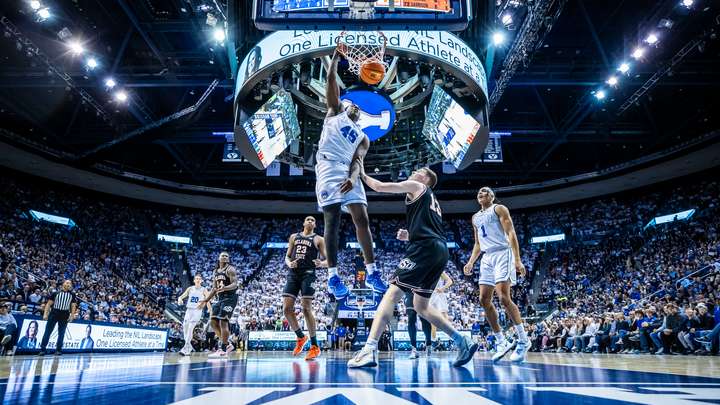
[15,317,168,353]
[248,330,328,341]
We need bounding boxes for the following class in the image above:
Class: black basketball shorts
[282,269,316,299]
[211,293,238,320]
[390,238,449,298]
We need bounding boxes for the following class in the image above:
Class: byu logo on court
[398,258,416,270]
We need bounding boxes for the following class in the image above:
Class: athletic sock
[515,324,528,342]
[494,331,506,344]
[451,331,465,347]
[365,338,378,351]
[310,336,318,347]
[295,329,305,339]
[328,267,338,278]
[365,263,376,275]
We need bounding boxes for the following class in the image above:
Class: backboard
[253,0,472,31]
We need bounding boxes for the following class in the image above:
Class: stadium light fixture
[492,31,506,46]
[594,90,606,100]
[114,90,128,103]
[104,78,116,88]
[30,1,41,10]
[68,41,84,56]
[681,0,694,8]
[606,76,619,86]
[617,62,631,74]
[501,13,513,27]
[631,47,646,60]
[645,33,659,45]
[36,7,50,21]
[212,28,225,42]
[86,57,98,69]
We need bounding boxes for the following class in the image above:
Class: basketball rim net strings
[337,31,388,85]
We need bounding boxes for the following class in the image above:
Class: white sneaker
[492,339,515,362]
[348,348,377,368]
[510,340,529,363]
[208,349,227,359]
[225,343,235,354]
[408,348,419,359]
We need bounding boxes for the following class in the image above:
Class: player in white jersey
[316,44,385,300]
[429,271,453,344]
[177,274,211,356]
[463,187,529,363]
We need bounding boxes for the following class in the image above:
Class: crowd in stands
[0,171,718,357]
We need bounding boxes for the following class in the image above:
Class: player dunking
[177,274,211,356]
[463,187,529,363]
[315,45,386,299]
[283,216,328,361]
[198,251,238,359]
[348,166,478,368]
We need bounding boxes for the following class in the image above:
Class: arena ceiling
[0,0,719,197]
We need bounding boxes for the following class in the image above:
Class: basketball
[359,61,385,85]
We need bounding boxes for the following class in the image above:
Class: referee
[38,280,78,356]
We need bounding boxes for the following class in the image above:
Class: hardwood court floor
[0,351,718,404]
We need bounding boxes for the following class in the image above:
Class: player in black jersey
[347,167,478,368]
[283,216,327,360]
[198,251,238,359]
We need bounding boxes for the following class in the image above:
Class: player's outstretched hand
[177,298,183,306]
[313,259,328,268]
[396,229,409,241]
[515,260,526,277]
[335,42,347,59]
[340,178,354,194]
[463,262,474,276]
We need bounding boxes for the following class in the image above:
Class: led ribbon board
[157,234,192,244]
[28,210,76,228]
[235,30,487,103]
[531,233,566,244]
[644,209,696,230]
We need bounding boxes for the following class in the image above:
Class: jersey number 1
[480,225,488,238]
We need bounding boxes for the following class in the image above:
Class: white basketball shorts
[478,248,517,287]
[315,158,367,209]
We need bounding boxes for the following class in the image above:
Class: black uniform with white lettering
[391,186,449,298]
[211,265,238,320]
[39,290,77,353]
[282,233,319,299]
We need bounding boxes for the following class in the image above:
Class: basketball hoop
[336,31,388,77]
[348,0,376,20]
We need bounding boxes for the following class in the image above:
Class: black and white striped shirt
[50,291,76,312]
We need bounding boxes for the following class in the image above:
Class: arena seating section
[0,172,718,355]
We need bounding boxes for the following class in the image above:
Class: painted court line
[1,381,719,386]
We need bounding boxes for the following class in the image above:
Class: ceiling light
[36,7,50,21]
[86,57,98,69]
[105,78,116,88]
[594,90,606,100]
[501,13,513,26]
[617,62,631,74]
[606,76,618,86]
[212,28,225,42]
[30,1,42,10]
[492,31,506,46]
[68,41,84,55]
[681,0,694,8]
[114,90,128,102]
[645,33,659,45]
[631,47,645,60]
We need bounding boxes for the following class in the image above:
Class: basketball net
[337,31,388,76]
[348,1,376,20]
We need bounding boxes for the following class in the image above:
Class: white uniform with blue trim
[429,275,449,313]
[315,110,368,208]
[184,286,205,323]
[472,204,517,286]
